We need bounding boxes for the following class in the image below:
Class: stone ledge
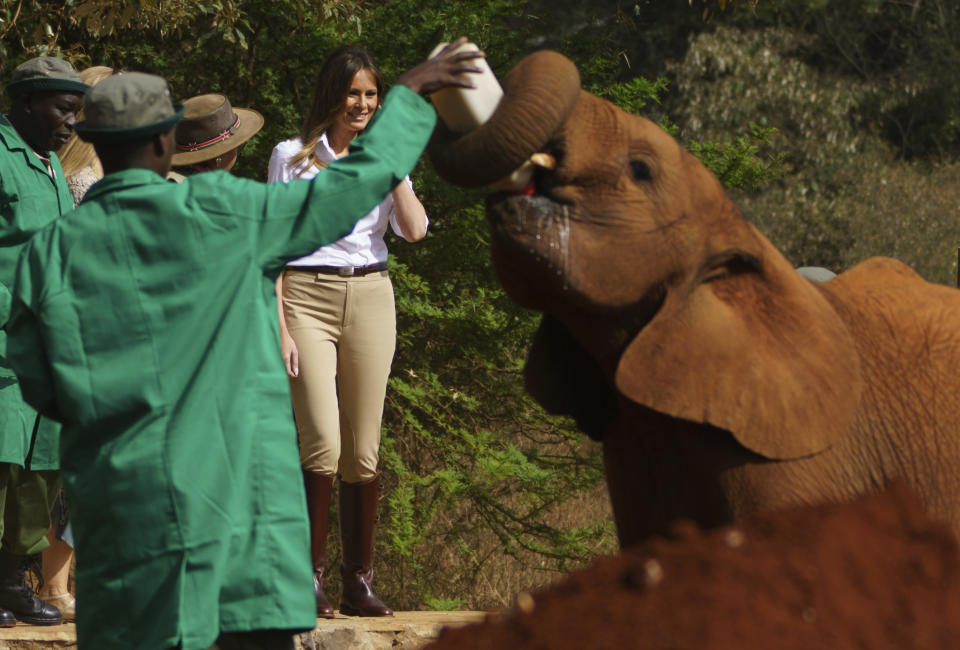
[302,611,488,649]
[0,611,489,650]
[0,622,76,650]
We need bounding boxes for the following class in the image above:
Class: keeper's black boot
[0,549,62,625]
[339,473,392,617]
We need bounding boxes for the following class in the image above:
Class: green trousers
[0,463,58,556]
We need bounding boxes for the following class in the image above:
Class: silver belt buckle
[338,266,355,277]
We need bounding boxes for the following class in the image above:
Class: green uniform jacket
[7,87,436,650]
[0,115,66,470]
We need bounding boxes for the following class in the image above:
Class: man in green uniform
[6,43,481,650]
[0,56,88,627]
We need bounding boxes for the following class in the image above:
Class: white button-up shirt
[267,133,426,267]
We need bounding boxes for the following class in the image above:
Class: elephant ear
[525,315,616,442]
[614,239,863,460]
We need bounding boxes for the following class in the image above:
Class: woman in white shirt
[268,45,427,619]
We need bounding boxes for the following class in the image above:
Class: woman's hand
[395,37,484,95]
[276,274,299,378]
[281,330,300,379]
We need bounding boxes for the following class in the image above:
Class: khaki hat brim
[171,107,265,166]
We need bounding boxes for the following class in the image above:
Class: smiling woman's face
[332,68,379,139]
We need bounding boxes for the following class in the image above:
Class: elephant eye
[630,159,653,183]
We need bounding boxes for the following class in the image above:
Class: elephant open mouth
[488,193,569,270]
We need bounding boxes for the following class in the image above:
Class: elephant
[428,51,960,548]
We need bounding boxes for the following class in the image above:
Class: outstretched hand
[396,37,485,95]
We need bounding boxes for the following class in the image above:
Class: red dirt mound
[427,482,960,649]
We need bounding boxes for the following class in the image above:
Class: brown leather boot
[339,473,393,617]
[303,470,335,618]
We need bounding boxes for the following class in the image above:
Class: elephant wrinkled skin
[429,51,960,547]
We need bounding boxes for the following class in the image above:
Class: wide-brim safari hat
[75,72,183,142]
[6,56,88,98]
[171,94,264,165]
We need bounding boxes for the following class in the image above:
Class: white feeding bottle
[428,41,538,191]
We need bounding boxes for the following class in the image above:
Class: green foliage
[666,24,867,270]
[745,0,960,159]
[687,122,785,190]
[589,76,669,115]
[668,11,960,284]
[0,0,365,179]
[422,595,467,611]
[377,206,614,607]
[687,0,760,21]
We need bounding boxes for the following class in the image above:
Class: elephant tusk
[529,153,556,169]
[488,154,554,192]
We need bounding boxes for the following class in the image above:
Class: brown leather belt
[288,262,388,277]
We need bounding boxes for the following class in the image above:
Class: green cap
[6,56,88,98]
[75,72,184,142]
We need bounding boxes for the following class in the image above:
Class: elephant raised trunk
[427,51,580,188]
[427,49,960,547]
[428,49,865,464]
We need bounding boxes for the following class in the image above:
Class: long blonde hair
[290,46,383,176]
[58,65,115,178]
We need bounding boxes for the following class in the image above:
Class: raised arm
[249,41,484,270]
[390,180,428,242]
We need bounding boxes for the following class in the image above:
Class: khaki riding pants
[282,269,395,483]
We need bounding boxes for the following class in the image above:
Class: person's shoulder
[271,137,303,159]
[269,137,310,180]
[0,115,18,145]
[0,126,22,162]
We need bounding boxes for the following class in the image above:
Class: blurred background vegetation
[2,0,958,610]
